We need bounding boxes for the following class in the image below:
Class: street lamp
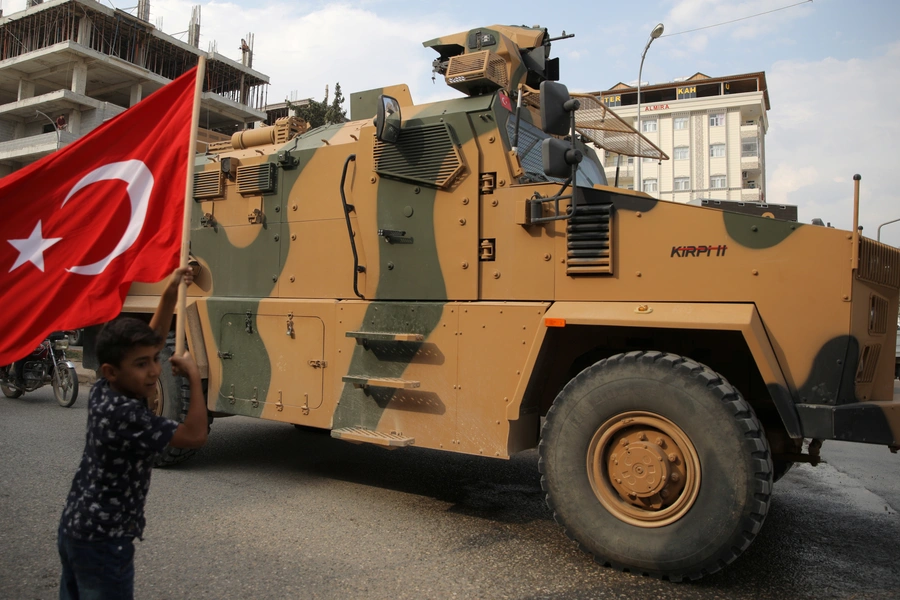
[636,22,664,193]
[35,109,60,151]
[877,217,900,243]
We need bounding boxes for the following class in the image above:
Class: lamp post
[35,109,60,151]
[636,22,664,193]
[877,217,900,243]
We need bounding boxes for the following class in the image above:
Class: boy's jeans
[58,528,135,600]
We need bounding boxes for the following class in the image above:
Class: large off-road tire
[772,460,794,483]
[52,363,79,407]
[539,351,772,581]
[150,337,211,468]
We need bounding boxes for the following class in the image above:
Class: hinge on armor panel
[480,172,496,194]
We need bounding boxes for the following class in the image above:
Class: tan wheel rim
[148,381,164,416]
[587,411,700,528]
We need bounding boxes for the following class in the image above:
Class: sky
[4,0,899,244]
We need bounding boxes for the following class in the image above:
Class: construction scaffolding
[0,0,268,112]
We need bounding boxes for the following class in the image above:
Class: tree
[289,83,347,129]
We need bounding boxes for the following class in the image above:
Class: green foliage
[289,83,347,128]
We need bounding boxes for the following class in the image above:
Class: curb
[72,361,97,386]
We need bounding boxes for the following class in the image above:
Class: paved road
[1,386,898,600]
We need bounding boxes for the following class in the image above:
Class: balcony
[741,188,762,201]
[741,155,760,171]
[740,123,760,138]
[0,130,78,162]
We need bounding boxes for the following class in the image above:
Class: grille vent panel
[858,238,900,289]
[236,163,277,195]
[869,294,889,334]
[193,170,223,200]
[855,344,881,383]
[566,203,614,275]
[374,123,464,189]
[445,50,508,94]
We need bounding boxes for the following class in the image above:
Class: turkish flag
[0,66,198,365]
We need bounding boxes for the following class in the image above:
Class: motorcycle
[1,331,79,407]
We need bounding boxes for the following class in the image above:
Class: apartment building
[0,0,269,176]
[595,71,769,203]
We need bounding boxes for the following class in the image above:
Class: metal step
[346,331,425,343]
[342,375,421,389]
[331,427,415,447]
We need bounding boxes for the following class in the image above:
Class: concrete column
[129,83,143,107]
[76,17,93,46]
[71,61,87,95]
[17,79,34,101]
[68,110,82,136]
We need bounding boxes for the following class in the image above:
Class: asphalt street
[1,384,898,600]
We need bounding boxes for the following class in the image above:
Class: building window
[709,113,725,127]
[674,116,689,130]
[641,120,657,133]
[627,156,634,165]
[626,185,634,190]
[643,179,658,192]
[710,175,727,189]
[674,146,689,160]
[674,177,691,191]
[710,144,726,158]
[742,139,758,157]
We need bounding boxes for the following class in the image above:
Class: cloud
[766,42,900,244]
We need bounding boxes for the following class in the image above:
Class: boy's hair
[96,317,163,367]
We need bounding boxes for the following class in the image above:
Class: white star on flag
[7,221,62,273]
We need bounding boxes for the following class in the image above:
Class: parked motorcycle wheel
[52,363,78,407]
[1,381,23,399]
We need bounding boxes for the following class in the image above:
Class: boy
[57,267,208,599]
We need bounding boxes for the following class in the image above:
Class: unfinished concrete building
[0,0,269,176]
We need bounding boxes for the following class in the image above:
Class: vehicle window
[506,116,607,186]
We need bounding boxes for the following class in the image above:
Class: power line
[661,0,813,38]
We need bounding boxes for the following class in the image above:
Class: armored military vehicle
[112,25,900,580]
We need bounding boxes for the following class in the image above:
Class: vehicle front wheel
[1,382,23,399]
[539,351,772,581]
[149,338,211,467]
[52,363,79,407]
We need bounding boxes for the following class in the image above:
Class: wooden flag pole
[175,56,206,356]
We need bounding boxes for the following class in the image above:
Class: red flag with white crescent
[0,66,198,365]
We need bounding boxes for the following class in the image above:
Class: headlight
[53,340,69,350]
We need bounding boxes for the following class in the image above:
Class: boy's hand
[169,351,200,381]
[164,266,194,297]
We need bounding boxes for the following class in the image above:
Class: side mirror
[375,95,402,143]
[542,138,582,178]
[540,81,578,136]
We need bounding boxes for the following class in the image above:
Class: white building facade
[0,0,269,176]
[595,72,769,203]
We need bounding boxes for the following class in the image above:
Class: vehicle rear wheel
[149,337,211,467]
[52,363,79,407]
[539,351,772,581]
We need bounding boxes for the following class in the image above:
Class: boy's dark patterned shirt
[60,379,178,540]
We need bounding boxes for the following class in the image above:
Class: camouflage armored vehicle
[109,25,900,580]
